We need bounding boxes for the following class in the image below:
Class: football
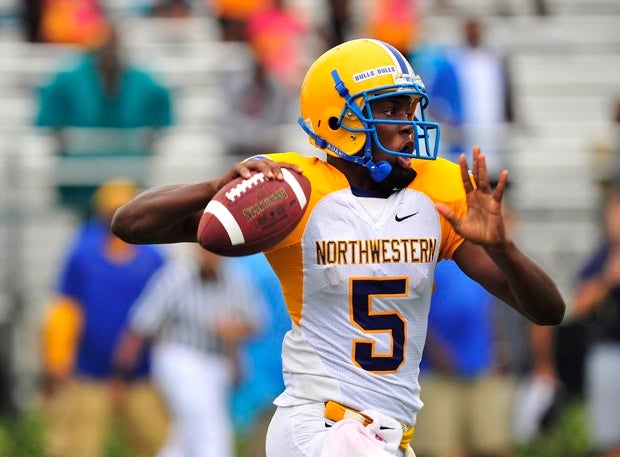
[197,168,311,256]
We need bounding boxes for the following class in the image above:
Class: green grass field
[0,398,596,457]
[516,399,595,457]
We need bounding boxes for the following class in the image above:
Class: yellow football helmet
[298,38,440,181]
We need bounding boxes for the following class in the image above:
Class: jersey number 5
[350,278,407,373]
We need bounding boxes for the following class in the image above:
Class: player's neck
[327,156,379,192]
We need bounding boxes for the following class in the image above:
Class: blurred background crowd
[0,0,619,456]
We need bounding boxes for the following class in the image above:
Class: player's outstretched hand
[435,146,509,247]
[216,158,303,192]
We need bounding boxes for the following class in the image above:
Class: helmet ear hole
[328,117,340,131]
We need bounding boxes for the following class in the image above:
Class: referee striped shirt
[128,255,263,354]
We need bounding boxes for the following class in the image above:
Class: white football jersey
[264,152,468,426]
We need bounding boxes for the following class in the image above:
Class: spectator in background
[590,99,620,197]
[407,43,463,159]
[208,0,272,42]
[231,253,289,457]
[532,0,550,15]
[415,193,562,457]
[448,17,515,182]
[20,0,43,42]
[414,258,517,457]
[218,47,294,159]
[319,0,352,49]
[365,0,420,57]
[364,0,463,159]
[571,181,620,457]
[34,24,174,218]
[367,13,513,176]
[113,246,264,457]
[215,0,305,160]
[148,0,192,17]
[245,0,308,92]
[40,178,169,457]
[510,323,563,447]
[37,0,108,46]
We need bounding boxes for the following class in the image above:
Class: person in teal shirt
[34,24,174,217]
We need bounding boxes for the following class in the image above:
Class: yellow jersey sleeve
[409,157,469,260]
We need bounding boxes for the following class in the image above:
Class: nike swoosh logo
[395,212,419,222]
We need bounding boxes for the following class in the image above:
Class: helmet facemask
[365,91,439,161]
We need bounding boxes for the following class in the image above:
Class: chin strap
[365,159,392,182]
[297,117,364,166]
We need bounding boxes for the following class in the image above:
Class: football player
[111,39,565,457]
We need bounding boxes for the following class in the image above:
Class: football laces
[225,173,266,202]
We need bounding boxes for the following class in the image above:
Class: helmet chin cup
[366,160,392,182]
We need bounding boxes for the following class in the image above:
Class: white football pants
[266,402,414,457]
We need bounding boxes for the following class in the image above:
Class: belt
[324,400,414,451]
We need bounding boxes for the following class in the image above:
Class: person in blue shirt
[40,179,170,457]
[408,43,463,159]
[414,259,517,457]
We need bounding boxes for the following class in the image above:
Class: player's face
[369,96,418,190]
[370,95,417,166]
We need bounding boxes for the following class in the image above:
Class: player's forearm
[111,181,218,244]
[486,239,566,326]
